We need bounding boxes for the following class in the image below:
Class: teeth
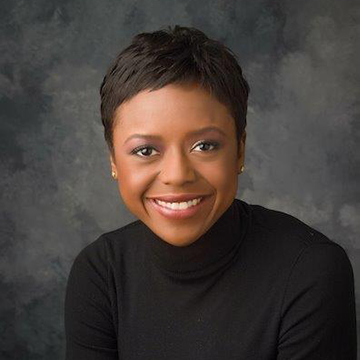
[155,197,202,210]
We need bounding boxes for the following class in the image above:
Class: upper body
[66,25,357,359]
[64,198,357,359]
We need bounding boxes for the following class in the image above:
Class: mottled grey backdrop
[0,0,359,359]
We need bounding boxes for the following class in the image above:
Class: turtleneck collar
[141,198,251,279]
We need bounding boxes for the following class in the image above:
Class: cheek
[204,153,238,189]
[117,161,151,201]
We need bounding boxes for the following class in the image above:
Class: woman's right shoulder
[72,219,144,269]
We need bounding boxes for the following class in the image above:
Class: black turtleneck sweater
[64,198,357,359]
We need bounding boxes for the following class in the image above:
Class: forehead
[113,83,234,134]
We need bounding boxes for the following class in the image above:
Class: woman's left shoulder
[236,199,349,261]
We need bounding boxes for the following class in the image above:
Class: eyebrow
[124,126,227,144]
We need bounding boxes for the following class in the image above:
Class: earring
[239,165,245,174]
[111,170,117,179]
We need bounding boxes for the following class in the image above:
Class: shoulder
[238,198,336,247]
[248,201,329,244]
[234,199,352,273]
[70,219,144,272]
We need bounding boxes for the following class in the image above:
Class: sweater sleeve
[64,237,118,360]
[277,242,357,360]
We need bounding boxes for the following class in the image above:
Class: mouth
[148,195,212,220]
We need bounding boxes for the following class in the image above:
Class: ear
[109,153,117,173]
[237,130,246,170]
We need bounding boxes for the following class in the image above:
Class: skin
[110,82,246,247]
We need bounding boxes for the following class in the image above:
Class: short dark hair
[100,25,250,156]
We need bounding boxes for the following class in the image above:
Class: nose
[158,147,197,186]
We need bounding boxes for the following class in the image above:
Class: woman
[64,25,357,359]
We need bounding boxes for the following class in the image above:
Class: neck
[141,198,251,280]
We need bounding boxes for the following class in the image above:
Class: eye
[192,140,220,152]
[130,141,220,158]
[131,145,159,158]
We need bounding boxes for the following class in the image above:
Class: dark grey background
[0,0,359,359]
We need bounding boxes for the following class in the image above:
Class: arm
[277,242,357,360]
[64,238,118,360]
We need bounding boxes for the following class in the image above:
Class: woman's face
[110,82,246,247]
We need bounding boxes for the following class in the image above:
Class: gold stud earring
[111,170,117,179]
[239,165,245,174]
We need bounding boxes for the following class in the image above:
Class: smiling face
[110,82,246,247]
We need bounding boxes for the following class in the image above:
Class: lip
[148,195,212,220]
[147,194,210,202]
